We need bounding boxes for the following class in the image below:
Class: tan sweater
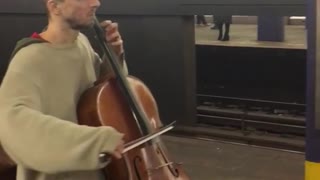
[0,33,126,180]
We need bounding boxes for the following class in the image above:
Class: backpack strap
[9,38,46,61]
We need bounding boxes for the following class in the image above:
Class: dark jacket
[214,16,232,24]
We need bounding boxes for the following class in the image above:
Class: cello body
[0,146,16,180]
[77,76,190,180]
[0,104,17,179]
[78,17,190,180]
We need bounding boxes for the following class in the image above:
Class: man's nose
[90,0,101,8]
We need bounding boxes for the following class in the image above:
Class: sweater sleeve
[0,70,124,174]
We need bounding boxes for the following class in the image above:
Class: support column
[257,16,285,42]
[306,0,320,179]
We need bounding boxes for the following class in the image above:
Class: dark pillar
[257,16,285,42]
[306,0,320,178]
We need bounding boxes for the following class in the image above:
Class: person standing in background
[215,15,232,41]
[196,15,209,26]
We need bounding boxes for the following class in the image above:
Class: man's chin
[71,22,93,30]
[66,17,92,29]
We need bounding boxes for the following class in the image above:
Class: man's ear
[47,0,62,16]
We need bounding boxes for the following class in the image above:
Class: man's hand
[112,139,124,159]
[100,20,124,58]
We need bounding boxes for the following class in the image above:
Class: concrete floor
[195,24,306,49]
[163,135,304,180]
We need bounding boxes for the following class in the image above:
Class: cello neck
[92,17,152,136]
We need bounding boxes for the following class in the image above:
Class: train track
[172,94,305,152]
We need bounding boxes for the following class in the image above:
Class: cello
[77,17,190,180]
[0,145,16,180]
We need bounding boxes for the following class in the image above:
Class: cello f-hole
[156,146,180,177]
[133,156,143,180]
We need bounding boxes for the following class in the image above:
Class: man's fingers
[113,151,122,159]
[110,40,123,47]
[100,20,112,28]
[113,141,124,159]
[100,20,119,35]
[104,22,118,34]
[107,23,118,32]
[106,32,121,42]
[100,20,124,56]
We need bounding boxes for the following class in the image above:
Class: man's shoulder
[77,32,94,50]
[9,38,48,71]
[78,32,90,43]
[77,32,96,57]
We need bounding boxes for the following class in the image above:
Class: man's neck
[40,21,79,45]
